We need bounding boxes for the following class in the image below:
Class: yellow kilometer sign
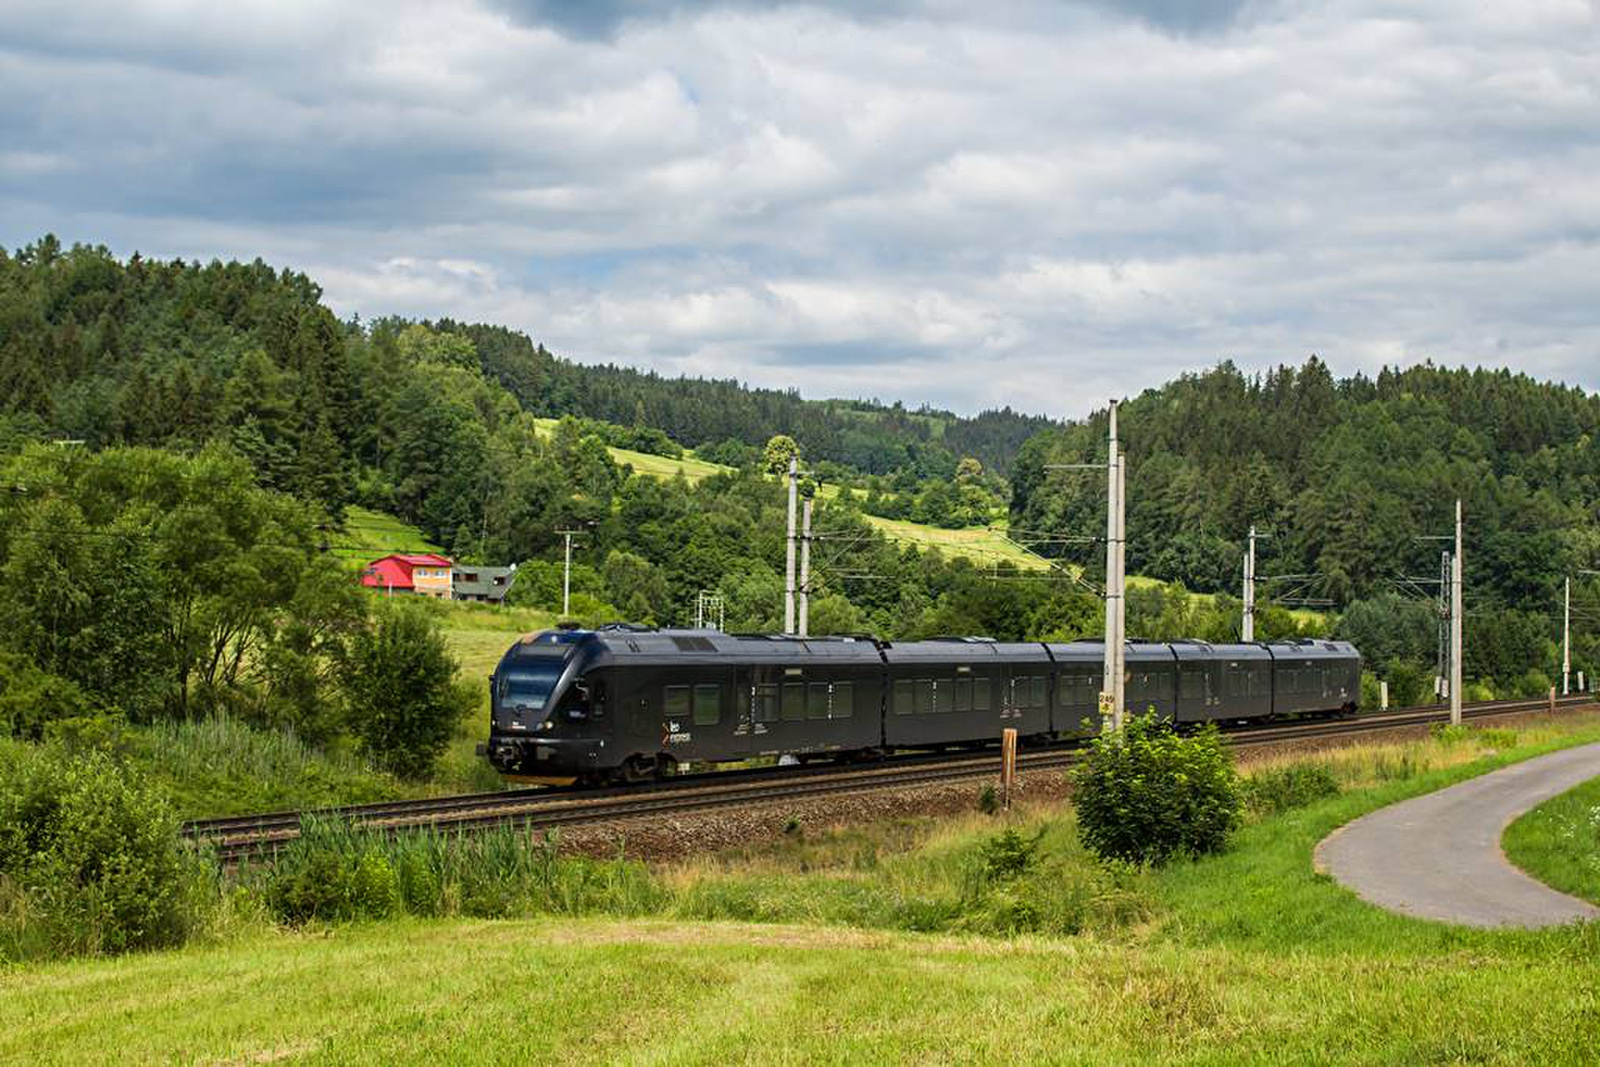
[1097,692,1115,716]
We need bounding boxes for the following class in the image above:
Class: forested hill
[1011,359,1600,613]
[0,235,1050,481]
[439,321,1051,476]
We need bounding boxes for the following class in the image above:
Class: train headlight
[540,719,554,732]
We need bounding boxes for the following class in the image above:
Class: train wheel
[619,755,656,784]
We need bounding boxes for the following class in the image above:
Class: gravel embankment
[549,709,1595,864]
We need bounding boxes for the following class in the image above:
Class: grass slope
[1503,772,1600,906]
[330,505,442,559]
[8,716,1600,1063]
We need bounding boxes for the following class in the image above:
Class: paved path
[1315,742,1600,928]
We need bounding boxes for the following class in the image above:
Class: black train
[484,626,1362,783]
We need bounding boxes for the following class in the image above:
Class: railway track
[186,694,1596,865]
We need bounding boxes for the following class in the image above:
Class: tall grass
[252,818,666,924]
[670,810,1155,937]
[134,714,403,817]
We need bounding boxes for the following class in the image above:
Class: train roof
[881,638,1051,664]
[563,628,886,668]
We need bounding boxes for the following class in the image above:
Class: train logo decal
[664,721,692,745]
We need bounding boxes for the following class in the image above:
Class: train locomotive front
[485,627,611,780]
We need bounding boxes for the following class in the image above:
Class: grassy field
[7,715,1600,1062]
[1503,770,1600,906]
[330,505,442,559]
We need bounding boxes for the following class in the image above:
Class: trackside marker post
[1000,728,1018,810]
[1380,680,1389,711]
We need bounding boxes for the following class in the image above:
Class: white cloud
[1,0,1597,418]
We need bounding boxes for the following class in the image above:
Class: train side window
[832,682,854,718]
[693,684,721,726]
[893,679,914,715]
[973,676,992,712]
[781,682,806,721]
[953,676,973,712]
[1031,676,1047,709]
[932,680,951,714]
[807,682,830,720]
[756,684,780,723]
[665,685,690,720]
[1181,670,1204,700]
[915,679,933,714]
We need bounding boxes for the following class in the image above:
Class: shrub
[0,747,208,959]
[974,828,1042,884]
[0,652,91,740]
[342,603,475,780]
[1242,762,1340,818]
[1072,714,1243,865]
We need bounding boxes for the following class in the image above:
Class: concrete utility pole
[798,498,813,637]
[783,455,799,634]
[556,527,587,617]
[1115,439,1126,731]
[1564,576,1572,697]
[1451,498,1464,726]
[1101,401,1126,732]
[1242,525,1258,642]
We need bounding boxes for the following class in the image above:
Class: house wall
[411,565,453,599]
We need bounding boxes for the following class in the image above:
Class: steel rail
[190,694,1594,865]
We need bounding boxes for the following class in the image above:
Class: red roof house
[361,553,455,599]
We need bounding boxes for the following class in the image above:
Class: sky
[2,0,1597,419]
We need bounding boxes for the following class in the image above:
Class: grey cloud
[1,0,1597,418]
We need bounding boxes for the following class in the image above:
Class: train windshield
[499,662,564,710]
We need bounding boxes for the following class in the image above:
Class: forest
[2,235,1597,721]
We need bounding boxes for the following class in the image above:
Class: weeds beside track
[186,695,1595,865]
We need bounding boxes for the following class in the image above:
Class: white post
[1102,401,1121,731]
[799,498,813,637]
[1379,680,1389,711]
[1451,499,1463,726]
[784,456,798,634]
[1243,524,1256,642]
[1562,576,1571,696]
[1580,670,1587,693]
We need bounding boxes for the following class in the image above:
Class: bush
[0,652,91,740]
[0,746,209,960]
[342,603,475,780]
[1072,714,1243,865]
[1242,762,1340,818]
